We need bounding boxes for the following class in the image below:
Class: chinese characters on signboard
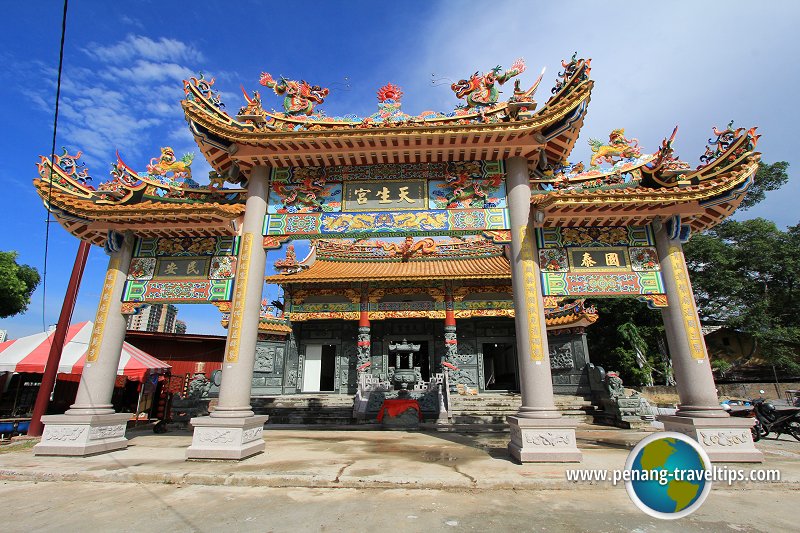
[567,247,630,272]
[123,236,239,303]
[535,227,666,299]
[342,180,427,211]
[155,257,210,279]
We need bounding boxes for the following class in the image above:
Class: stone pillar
[654,221,762,462]
[357,283,371,373]
[354,283,372,419]
[187,166,270,460]
[505,157,581,462]
[34,231,135,456]
[443,282,457,368]
[440,283,456,423]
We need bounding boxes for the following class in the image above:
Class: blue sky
[1,0,797,339]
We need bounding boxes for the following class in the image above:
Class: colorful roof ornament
[259,72,330,116]
[146,146,195,182]
[33,148,247,246]
[589,129,642,167]
[377,83,403,103]
[552,52,592,95]
[274,244,307,275]
[451,58,526,108]
[698,120,760,169]
[184,72,224,109]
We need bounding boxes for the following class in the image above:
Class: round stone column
[505,156,581,462]
[654,224,727,418]
[34,231,135,456]
[187,166,269,460]
[213,165,269,418]
[654,220,762,462]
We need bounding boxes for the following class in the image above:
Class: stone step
[448,394,596,425]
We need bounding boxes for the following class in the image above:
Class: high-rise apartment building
[126,304,182,333]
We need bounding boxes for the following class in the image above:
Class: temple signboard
[536,227,666,303]
[122,236,239,303]
[264,161,508,239]
[342,180,426,211]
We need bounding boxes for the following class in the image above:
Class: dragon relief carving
[440,161,504,207]
[378,236,437,261]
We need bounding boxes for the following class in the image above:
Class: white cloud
[18,34,207,174]
[83,34,204,65]
[104,59,195,84]
[398,0,800,227]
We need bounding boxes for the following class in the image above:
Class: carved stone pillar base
[659,415,763,463]
[186,415,267,460]
[33,412,131,456]
[507,416,583,462]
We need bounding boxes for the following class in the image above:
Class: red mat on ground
[377,399,422,421]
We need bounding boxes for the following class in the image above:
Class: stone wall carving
[698,430,752,448]
[242,427,263,443]
[198,429,234,444]
[43,426,86,442]
[89,424,126,440]
[525,431,572,446]
[549,343,574,370]
[254,345,275,372]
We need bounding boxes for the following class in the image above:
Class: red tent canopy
[0,321,170,382]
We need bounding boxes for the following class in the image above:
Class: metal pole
[28,240,91,436]
[134,377,145,418]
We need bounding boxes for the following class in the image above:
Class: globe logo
[624,432,712,519]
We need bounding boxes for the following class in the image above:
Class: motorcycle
[722,401,763,442]
[753,397,800,441]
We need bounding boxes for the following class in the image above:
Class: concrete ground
[0,482,795,532]
[0,425,798,531]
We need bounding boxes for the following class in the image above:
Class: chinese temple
[31,54,764,463]
[263,239,597,398]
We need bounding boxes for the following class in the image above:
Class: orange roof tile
[266,256,511,284]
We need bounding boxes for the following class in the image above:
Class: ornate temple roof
[216,300,292,335]
[266,237,510,284]
[33,148,246,246]
[542,297,598,330]
[529,124,761,233]
[181,56,592,173]
[267,240,598,329]
[32,54,760,246]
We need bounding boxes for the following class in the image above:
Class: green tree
[0,251,41,318]
[684,217,800,373]
[738,161,790,210]
[586,298,667,386]
[586,161,794,382]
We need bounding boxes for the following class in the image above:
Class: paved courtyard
[0,426,798,531]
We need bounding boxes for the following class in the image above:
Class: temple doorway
[482,342,518,391]
[302,344,337,392]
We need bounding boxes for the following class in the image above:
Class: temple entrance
[481,342,518,391]
[388,340,431,383]
[302,344,337,392]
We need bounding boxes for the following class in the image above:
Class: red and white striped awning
[0,321,170,382]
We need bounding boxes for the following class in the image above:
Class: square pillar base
[659,415,764,463]
[33,412,131,457]
[507,416,583,462]
[186,415,268,460]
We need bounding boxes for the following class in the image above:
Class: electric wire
[42,0,70,332]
